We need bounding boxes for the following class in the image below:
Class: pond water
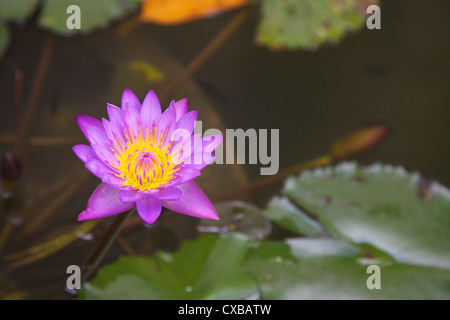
[0,0,448,299]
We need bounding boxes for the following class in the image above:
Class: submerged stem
[82,209,135,284]
[160,9,248,102]
[14,33,55,208]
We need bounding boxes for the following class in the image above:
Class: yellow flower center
[110,124,182,192]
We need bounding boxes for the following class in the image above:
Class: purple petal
[119,189,143,203]
[164,167,201,188]
[122,96,140,140]
[170,111,199,156]
[107,103,126,140]
[174,98,188,121]
[189,133,203,154]
[176,110,197,133]
[76,115,117,165]
[121,88,141,112]
[178,133,201,162]
[91,144,117,166]
[162,181,218,220]
[78,183,135,221]
[136,197,162,225]
[140,90,162,127]
[157,101,177,147]
[181,134,223,170]
[198,134,223,168]
[102,118,125,151]
[76,114,108,146]
[73,145,98,164]
[153,187,182,201]
[102,173,127,190]
[85,159,116,180]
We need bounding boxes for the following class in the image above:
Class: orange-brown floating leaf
[140,0,247,25]
[331,124,391,160]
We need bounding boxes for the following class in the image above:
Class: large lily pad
[80,234,258,300]
[245,162,450,299]
[283,162,450,270]
[245,238,450,299]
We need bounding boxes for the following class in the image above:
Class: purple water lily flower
[73,88,223,225]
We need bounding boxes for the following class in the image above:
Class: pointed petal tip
[136,197,162,225]
[121,88,141,111]
[77,212,87,221]
[122,88,134,98]
[72,144,83,154]
[141,89,162,126]
[81,183,135,221]
[106,102,119,108]
[210,210,220,220]
[77,209,96,222]
[144,89,158,100]
[161,181,218,220]
[203,203,220,220]
[74,114,88,127]
[73,144,101,166]
[202,210,220,221]
[174,98,188,121]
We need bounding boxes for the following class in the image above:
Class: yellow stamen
[112,124,182,192]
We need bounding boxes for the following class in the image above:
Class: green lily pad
[283,162,450,270]
[245,238,450,299]
[262,195,323,236]
[38,0,141,35]
[256,0,377,51]
[0,0,40,21]
[0,0,40,59]
[80,233,258,300]
[244,162,450,299]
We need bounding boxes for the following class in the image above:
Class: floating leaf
[262,196,323,236]
[140,0,247,25]
[0,0,40,21]
[80,234,258,300]
[38,0,142,35]
[256,0,378,51]
[244,162,450,299]
[245,238,450,299]
[283,162,450,270]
